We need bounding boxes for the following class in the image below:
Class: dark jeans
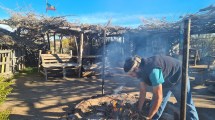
[151,79,199,120]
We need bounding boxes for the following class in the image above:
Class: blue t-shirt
[148,68,164,86]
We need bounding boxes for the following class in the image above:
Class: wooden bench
[38,50,78,80]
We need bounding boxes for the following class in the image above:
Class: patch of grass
[12,67,38,79]
[0,76,13,120]
[20,67,38,74]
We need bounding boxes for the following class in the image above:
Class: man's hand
[143,116,152,120]
[148,84,163,118]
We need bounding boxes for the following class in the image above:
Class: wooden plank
[1,57,5,73]
[12,50,15,73]
[72,55,102,58]
[9,51,12,72]
[0,61,12,65]
[41,54,71,57]
[42,60,66,63]
[42,55,73,61]
[5,56,10,72]
[41,56,72,59]
[0,50,11,54]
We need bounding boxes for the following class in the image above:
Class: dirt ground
[0,67,215,120]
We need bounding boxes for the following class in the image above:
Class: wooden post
[38,50,42,72]
[79,33,84,78]
[22,48,26,69]
[194,50,197,66]
[47,33,50,50]
[1,57,5,73]
[60,34,63,53]
[74,36,79,56]
[54,33,56,54]
[102,29,106,95]
[12,50,15,73]
[180,18,191,120]
[5,53,10,73]
[9,50,12,72]
[70,50,73,57]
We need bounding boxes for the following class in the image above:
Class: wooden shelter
[0,5,215,75]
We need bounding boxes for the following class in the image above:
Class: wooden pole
[59,34,63,53]
[1,57,5,73]
[180,18,191,120]
[102,29,106,95]
[11,50,15,73]
[78,33,84,78]
[38,50,42,72]
[12,49,16,73]
[54,33,56,54]
[47,33,50,50]
[74,36,79,56]
[5,53,10,73]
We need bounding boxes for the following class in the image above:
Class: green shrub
[0,76,13,120]
[20,67,37,74]
[0,110,10,120]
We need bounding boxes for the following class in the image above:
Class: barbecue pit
[67,93,176,120]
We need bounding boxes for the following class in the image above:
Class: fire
[69,93,153,119]
[112,100,123,112]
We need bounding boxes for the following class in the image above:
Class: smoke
[113,85,125,95]
[123,33,170,59]
[105,37,125,68]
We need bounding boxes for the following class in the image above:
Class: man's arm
[147,84,163,119]
[138,82,147,111]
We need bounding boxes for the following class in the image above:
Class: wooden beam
[102,29,106,95]
[47,33,50,50]
[54,32,56,54]
[38,50,42,72]
[180,18,191,120]
[59,34,63,53]
[1,57,5,73]
[78,33,84,78]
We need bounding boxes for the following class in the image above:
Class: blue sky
[0,0,215,28]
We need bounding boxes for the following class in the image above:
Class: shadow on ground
[4,71,139,120]
[2,67,215,120]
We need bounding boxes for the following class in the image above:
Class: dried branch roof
[0,4,215,49]
[0,28,14,44]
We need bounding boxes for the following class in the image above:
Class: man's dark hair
[124,56,142,72]
[124,57,134,72]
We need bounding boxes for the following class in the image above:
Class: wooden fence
[0,49,25,75]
